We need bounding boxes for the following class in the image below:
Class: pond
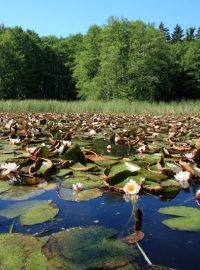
[0,113,200,269]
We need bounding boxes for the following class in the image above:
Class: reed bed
[0,99,199,116]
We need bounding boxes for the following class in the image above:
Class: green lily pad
[158,206,200,231]
[105,161,141,186]
[143,180,162,191]
[0,181,10,193]
[138,169,167,181]
[42,226,138,270]
[70,162,99,172]
[58,187,103,202]
[0,233,51,270]
[62,144,86,165]
[0,200,59,225]
[20,200,59,225]
[34,146,49,158]
[29,158,53,176]
[160,180,180,192]
[61,176,103,189]
[0,186,44,201]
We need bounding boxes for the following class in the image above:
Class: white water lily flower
[62,140,71,147]
[175,171,190,182]
[9,137,20,144]
[184,153,195,160]
[137,145,146,154]
[107,144,112,153]
[123,179,141,195]
[195,190,200,200]
[0,162,19,175]
[72,182,84,192]
[179,179,190,189]
[5,119,14,129]
[89,129,96,136]
[26,147,37,155]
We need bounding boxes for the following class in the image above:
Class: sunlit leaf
[158,206,200,231]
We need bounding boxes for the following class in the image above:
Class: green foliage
[0,19,200,102]
[159,206,200,231]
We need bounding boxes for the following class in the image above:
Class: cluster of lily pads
[0,112,200,269]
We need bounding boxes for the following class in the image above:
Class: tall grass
[0,99,199,116]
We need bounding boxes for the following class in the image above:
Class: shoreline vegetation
[0,99,200,116]
[0,18,200,103]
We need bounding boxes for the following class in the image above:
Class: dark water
[0,187,199,269]
[0,139,200,269]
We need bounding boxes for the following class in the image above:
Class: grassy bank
[0,99,199,116]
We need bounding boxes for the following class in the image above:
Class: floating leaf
[142,180,162,191]
[42,226,138,269]
[0,200,59,225]
[158,206,200,231]
[124,231,144,244]
[29,158,53,176]
[58,187,103,202]
[104,161,140,186]
[0,181,10,193]
[62,144,86,165]
[20,200,59,225]
[160,180,180,192]
[0,233,51,270]
[0,186,44,201]
[70,162,99,172]
[61,177,103,189]
[138,169,167,181]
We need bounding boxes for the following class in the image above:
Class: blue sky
[0,0,199,37]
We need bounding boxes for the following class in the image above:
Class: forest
[0,17,200,101]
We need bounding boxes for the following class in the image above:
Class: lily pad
[29,158,53,176]
[138,169,167,181]
[160,180,180,192]
[62,144,86,165]
[0,186,44,201]
[105,161,141,186]
[20,200,59,225]
[42,226,138,270]
[158,206,200,231]
[61,176,103,189]
[0,181,10,193]
[0,200,59,225]
[58,187,103,202]
[0,233,51,270]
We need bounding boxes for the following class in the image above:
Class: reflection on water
[0,186,199,269]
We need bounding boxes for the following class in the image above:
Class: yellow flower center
[127,184,136,192]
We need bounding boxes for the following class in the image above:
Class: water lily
[5,119,14,129]
[184,152,195,160]
[72,182,84,192]
[62,140,71,147]
[195,190,200,200]
[9,137,20,144]
[175,171,190,182]
[89,129,96,136]
[123,179,141,195]
[175,171,190,189]
[0,162,19,176]
[137,145,146,154]
[107,144,112,153]
[26,147,37,155]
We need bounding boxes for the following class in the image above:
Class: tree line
[0,17,200,101]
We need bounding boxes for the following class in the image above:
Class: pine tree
[185,27,195,41]
[158,22,171,40]
[195,27,200,39]
[171,24,184,42]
